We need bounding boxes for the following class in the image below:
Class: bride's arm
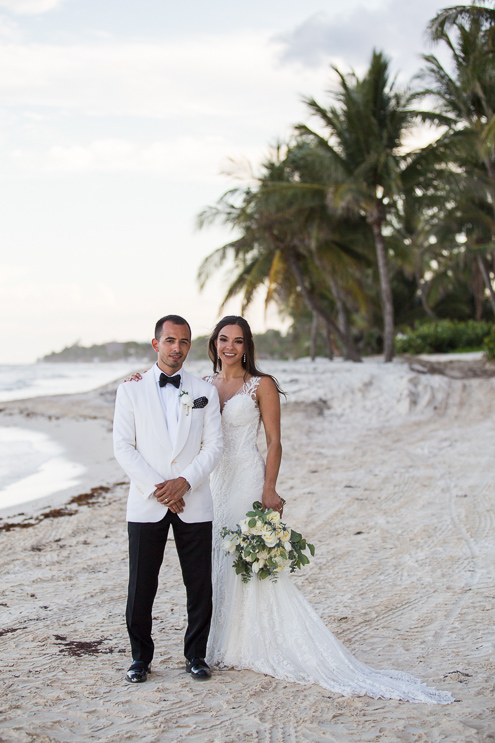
[257,377,284,514]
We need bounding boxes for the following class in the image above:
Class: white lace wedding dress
[205,376,453,704]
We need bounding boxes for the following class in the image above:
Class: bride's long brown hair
[208,316,285,396]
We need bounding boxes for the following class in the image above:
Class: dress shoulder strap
[243,376,262,400]
[203,374,217,384]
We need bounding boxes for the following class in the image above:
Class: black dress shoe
[125,661,151,683]
[185,658,212,680]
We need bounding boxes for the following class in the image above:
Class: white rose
[262,531,279,548]
[266,511,281,524]
[252,561,262,573]
[180,393,194,415]
[250,521,264,535]
[239,518,250,534]
[222,538,236,553]
[261,524,278,547]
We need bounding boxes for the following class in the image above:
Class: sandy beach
[1,356,494,742]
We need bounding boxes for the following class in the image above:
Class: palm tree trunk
[312,253,354,358]
[286,250,362,361]
[472,255,485,321]
[327,274,354,341]
[369,216,395,362]
[476,252,495,316]
[310,313,318,360]
[415,269,436,318]
[325,325,335,359]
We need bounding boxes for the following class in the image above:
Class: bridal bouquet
[221,501,315,583]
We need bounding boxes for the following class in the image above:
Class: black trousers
[126,511,212,664]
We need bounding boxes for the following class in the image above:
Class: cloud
[275,0,463,80]
[0,0,66,14]
[9,135,267,180]
[0,31,329,122]
[0,29,332,181]
[0,15,21,40]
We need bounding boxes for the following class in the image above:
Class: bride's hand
[124,371,145,382]
[262,488,285,515]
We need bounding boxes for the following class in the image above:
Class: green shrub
[396,320,494,355]
[483,326,495,360]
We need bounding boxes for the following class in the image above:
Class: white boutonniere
[179,390,194,415]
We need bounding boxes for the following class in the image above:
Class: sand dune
[0,357,494,742]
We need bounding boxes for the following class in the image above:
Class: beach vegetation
[396,319,493,355]
[482,325,495,359]
[196,2,495,361]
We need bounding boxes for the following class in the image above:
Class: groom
[113,314,223,683]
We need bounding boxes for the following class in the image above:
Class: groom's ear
[151,338,159,353]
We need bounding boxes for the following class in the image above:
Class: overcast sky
[0,0,468,363]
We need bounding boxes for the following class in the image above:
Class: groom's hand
[154,477,190,514]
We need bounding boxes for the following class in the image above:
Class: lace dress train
[205,377,453,704]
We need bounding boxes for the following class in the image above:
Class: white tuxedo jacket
[113,366,223,523]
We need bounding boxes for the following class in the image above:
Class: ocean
[0,362,138,402]
[0,362,136,512]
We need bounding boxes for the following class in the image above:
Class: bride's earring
[243,353,246,363]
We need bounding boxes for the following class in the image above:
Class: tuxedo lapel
[144,366,173,456]
[171,369,193,459]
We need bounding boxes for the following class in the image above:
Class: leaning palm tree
[197,146,368,361]
[298,50,419,361]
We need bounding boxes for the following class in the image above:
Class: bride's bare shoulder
[255,376,280,406]
[256,375,277,392]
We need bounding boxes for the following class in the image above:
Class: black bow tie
[159,373,181,389]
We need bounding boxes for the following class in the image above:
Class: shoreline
[0,414,120,520]
[0,379,122,520]
[0,359,494,741]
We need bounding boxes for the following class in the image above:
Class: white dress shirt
[153,363,183,445]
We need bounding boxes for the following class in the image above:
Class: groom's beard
[157,353,188,374]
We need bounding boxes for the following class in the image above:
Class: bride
[126,315,453,703]
[202,315,453,704]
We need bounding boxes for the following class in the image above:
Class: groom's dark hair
[155,315,191,340]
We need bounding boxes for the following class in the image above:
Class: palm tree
[428,1,495,41]
[431,170,495,317]
[197,145,369,361]
[418,11,495,314]
[298,50,419,361]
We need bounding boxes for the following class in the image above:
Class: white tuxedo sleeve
[113,383,163,499]
[179,385,223,491]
